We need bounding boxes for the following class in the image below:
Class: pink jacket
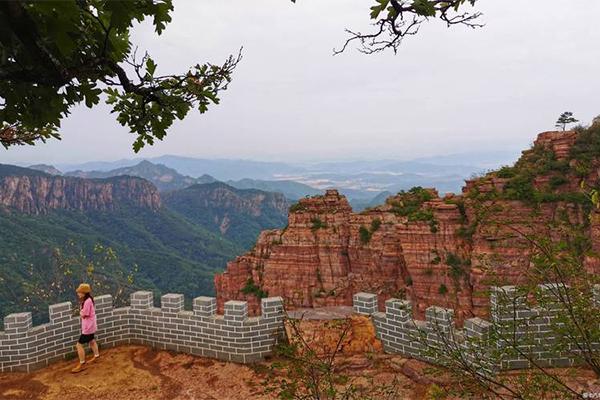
[80,298,97,335]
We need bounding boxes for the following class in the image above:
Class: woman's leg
[72,341,87,372]
[90,340,100,357]
[76,342,85,363]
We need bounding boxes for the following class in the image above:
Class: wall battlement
[354,284,600,372]
[1,292,285,372]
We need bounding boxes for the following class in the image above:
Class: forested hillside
[164,182,289,249]
[0,205,242,321]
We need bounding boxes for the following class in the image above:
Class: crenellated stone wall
[0,291,284,372]
[354,284,600,373]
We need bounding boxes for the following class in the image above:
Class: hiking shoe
[71,363,86,373]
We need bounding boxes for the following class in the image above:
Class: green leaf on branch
[0,1,240,151]
[146,58,157,77]
[412,0,437,17]
[370,0,390,19]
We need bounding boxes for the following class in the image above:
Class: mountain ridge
[65,160,217,192]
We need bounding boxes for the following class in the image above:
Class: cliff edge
[215,128,600,322]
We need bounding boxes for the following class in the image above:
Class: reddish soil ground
[0,345,433,400]
[2,315,596,399]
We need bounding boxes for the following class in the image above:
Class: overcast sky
[3,0,600,165]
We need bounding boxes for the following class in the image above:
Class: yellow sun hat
[76,283,92,294]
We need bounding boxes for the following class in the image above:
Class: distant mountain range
[0,163,290,320]
[34,160,324,201]
[54,150,518,178]
[27,164,63,176]
[64,160,217,192]
[411,150,522,169]
[46,152,518,208]
[56,156,302,181]
[226,178,321,200]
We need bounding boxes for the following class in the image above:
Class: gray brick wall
[0,293,284,372]
[352,292,378,315]
[355,284,599,373]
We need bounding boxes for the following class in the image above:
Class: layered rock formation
[0,164,161,214]
[215,130,600,323]
[214,188,471,320]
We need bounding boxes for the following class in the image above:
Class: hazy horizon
[3,0,599,165]
[11,148,521,170]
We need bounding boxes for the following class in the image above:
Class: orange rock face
[534,130,578,160]
[215,131,600,323]
[285,315,383,357]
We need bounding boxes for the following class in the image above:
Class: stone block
[352,292,378,315]
[194,296,217,317]
[131,291,154,309]
[4,313,33,332]
[260,297,284,317]
[464,317,492,338]
[425,306,454,332]
[49,302,72,324]
[224,301,248,322]
[385,298,412,322]
[161,293,184,314]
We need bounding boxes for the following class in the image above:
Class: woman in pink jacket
[71,283,100,373]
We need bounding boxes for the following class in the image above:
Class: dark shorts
[78,334,95,344]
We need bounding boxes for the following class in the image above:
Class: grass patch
[241,278,268,298]
[359,217,382,245]
[359,225,371,244]
[311,218,328,232]
[438,284,448,295]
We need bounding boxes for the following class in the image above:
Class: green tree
[22,241,139,320]
[0,1,240,151]
[555,111,579,131]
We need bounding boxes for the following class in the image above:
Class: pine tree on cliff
[555,111,579,131]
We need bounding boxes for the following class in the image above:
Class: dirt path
[0,346,275,400]
[0,344,433,399]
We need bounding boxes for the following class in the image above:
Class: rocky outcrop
[533,130,578,160]
[215,188,474,320]
[215,130,600,323]
[163,181,289,248]
[0,165,161,214]
[164,182,289,219]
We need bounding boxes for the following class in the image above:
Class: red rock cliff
[215,130,600,322]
